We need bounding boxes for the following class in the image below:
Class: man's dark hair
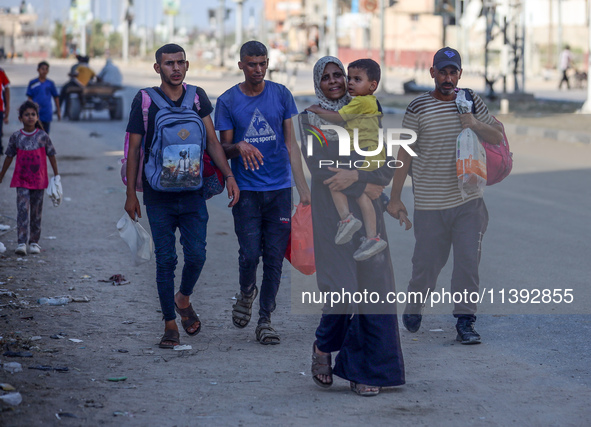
[155,44,186,64]
[240,41,267,61]
[348,58,381,84]
[37,61,49,70]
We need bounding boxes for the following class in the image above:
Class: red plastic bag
[285,203,315,275]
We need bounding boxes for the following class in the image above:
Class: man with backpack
[386,47,504,344]
[124,43,239,349]
[215,41,310,345]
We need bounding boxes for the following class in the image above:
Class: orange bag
[285,203,316,275]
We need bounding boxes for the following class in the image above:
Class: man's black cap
[433,47,462,70]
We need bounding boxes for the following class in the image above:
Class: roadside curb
[503,123,591,144]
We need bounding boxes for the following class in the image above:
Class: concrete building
[0,7,46,60]
[262,0,589,79]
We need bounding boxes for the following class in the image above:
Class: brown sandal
[175,303,201,336]
[159,329,180,349]
[311,341,333,388]
[350,382,381,396]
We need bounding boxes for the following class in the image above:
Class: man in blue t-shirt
[215,40,310,345]
[27,61,61,134]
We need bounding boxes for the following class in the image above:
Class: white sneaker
[335,213,363,245]
[15,243,27,255]
[29,243,41,254]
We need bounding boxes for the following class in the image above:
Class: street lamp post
[581,0,591,112]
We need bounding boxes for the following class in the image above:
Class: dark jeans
[408,198,489,318]
[232,188,291,323]
[559,70,570,89]
[145,194,208,321]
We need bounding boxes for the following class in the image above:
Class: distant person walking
[558,45,574,90]
[0,100,59,256]
[27,61,61,134]
[0,67,10,155]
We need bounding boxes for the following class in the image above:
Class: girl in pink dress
[0,100,59,255]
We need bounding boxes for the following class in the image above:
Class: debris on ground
[0,392,22,407]
[2,351,33,358]
[174,345,192,351]
[38,297,70,306]
[2,362,23,373]
[98,274,130,286]
[28,365,69,372]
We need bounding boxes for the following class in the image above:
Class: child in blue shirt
[27,61,61,134]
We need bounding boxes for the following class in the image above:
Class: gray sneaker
[335,214,363,245]
[353,236,387,261]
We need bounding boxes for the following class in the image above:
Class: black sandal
[311,341,333,388]
[159,329,180,349]
[232,286,258,328]
[255,321,280,345]
[175,303,201,336]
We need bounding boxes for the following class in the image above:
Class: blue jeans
[146,194,208,321]
[232,188,291,323]
[408,198,489,318]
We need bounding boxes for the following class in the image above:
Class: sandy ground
[0,61,590,426]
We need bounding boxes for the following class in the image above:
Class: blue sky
[1,0,262,30]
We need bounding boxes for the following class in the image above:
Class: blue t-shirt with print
[214,81,298,191]
[26,78,58,123]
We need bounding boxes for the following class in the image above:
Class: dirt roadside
[1,107,591,425]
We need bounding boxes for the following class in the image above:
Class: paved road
[1,60,590,425]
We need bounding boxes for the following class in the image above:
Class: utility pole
[121,0,128,62]
[327,0,338,57]
[379,0,386,93]
[218,0,226,67]
[234,0,244,49]
[557,0,563,60]
[581,0,591,112]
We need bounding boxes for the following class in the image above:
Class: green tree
[51,21,72,58]
[88,20,107,57]
[108,32,122,57]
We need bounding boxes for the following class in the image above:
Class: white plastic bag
[117,214,153,265]
[455,90,486,199]
[46,175,63,207]
[456,129,487,199]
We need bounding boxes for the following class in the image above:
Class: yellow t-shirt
[338,95,385,170]
[75,65,96,86]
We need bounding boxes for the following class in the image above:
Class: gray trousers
[408,198,489,318]
[17,188,45,245]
